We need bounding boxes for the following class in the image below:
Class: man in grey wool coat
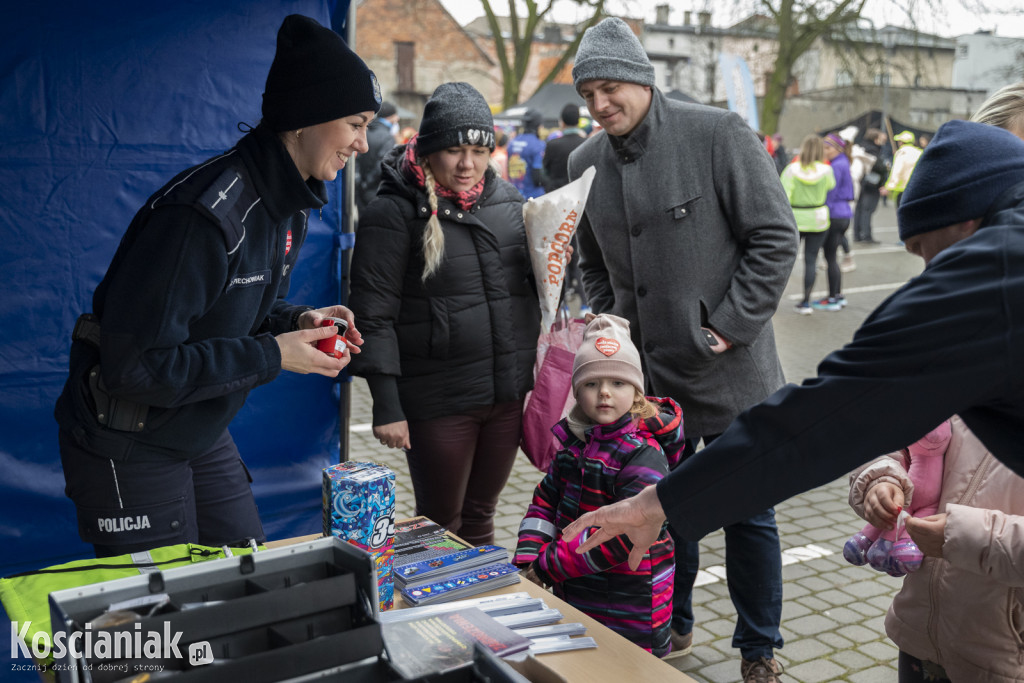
[566,17,798,682]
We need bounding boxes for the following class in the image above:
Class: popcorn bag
[322,461,396,611]
[523,166,597,330]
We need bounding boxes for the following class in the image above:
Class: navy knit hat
[898,119,1024,240]
[262,15,381,132]
[572,17,655,93]
[416,82,496,157]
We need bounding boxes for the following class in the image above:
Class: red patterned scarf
[400,134,485,212]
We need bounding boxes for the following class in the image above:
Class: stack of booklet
[392,517,521,606]
[381,606,531,679]
[381,591,598,665]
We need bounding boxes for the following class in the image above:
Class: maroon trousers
[405,400,523,546]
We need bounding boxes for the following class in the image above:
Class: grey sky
[439,0,1024,39]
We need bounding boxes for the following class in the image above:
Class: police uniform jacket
[55,124,321,456]
[567,88,798,438]
[348,145,540,425]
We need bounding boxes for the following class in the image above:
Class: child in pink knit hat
[514,313,687,657]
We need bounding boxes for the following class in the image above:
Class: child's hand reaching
[863,482,906,530]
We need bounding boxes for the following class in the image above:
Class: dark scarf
[400,134,485,211]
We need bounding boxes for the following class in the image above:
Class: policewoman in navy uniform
[54,15,381,557]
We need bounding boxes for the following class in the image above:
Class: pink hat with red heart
[572,314,644,396]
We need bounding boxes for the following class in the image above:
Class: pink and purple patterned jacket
[514,396,685,657]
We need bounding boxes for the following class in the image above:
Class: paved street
[351,202,921,682]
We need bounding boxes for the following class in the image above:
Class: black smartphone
[702,328,718,347]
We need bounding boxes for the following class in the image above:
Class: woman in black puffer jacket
[349,82,540,545]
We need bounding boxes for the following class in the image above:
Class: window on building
[396,41,414,93]
[668,37,674,48]
[873,72,891,87]
[957,44,969,58]
[836,69,853,87]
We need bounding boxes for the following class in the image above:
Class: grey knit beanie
[572,314,644,396]
[572,17,655,93]
[416,82,496,157]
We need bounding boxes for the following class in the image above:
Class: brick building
[353,0,497,123]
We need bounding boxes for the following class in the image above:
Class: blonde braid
[420,160,445,281]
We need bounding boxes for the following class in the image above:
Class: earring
[295,129,302,139]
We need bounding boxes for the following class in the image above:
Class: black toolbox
[48,537,527,683]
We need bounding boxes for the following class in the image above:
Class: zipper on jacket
[925,452,994,662]
[925,557,942,657]
[957,454,992,506]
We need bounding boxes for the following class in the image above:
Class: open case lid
[48,537,382,683]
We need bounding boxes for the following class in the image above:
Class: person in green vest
[780,135,836,314]
[883,130,923,208]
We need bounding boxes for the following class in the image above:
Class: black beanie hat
[522,108,543,132]
[561,103,580,127]
[416,82,495,157]
[898,119,1024,241]
[262,14,381,132]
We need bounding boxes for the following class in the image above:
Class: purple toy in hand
[843,420,951,576]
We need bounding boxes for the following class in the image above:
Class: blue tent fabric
[0,0,352,587]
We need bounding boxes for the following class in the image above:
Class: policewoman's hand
[296,305,363,354]
[277,326,350,376]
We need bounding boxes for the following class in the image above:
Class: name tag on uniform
[227,269,270,290]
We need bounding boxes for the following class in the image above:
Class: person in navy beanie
[897,118,1024,251]
[558,118,1024,681]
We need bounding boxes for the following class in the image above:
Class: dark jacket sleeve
[347,196,412,425]
[98,205,281,408]
[658,238,1019,540]
[572,210,615,314]
[706,113,798,346]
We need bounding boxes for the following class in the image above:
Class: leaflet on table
[514,623,588,639]
[528,636,598,654]
[399,562,521,606]
[391,517,475,568]
[494,607,564,630]
[395,544,510,588]
[382,606,532,679]
[379,593,542,623]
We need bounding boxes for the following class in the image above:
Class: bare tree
[479,0,606,109]
[745,0,1023,133]
[758,0,868,134]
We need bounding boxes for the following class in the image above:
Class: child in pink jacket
[848,416,1024,682]
[843,420,950,576]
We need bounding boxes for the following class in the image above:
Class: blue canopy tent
[0,0,354,602]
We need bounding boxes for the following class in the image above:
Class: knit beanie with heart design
[572,314,644,396]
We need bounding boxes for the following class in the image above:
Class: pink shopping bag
[521,316,586,472]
